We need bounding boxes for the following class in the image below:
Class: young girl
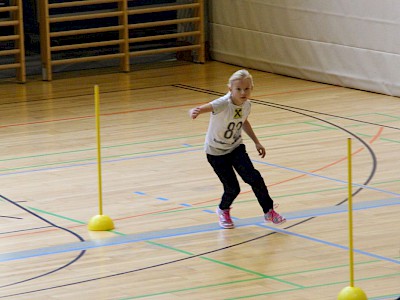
[189,69,286,229]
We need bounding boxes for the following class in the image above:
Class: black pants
[207,144,274,213]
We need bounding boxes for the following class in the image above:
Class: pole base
[338,286,367,300]
[88,214,115,231]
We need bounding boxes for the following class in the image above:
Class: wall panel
[209,0,400,96]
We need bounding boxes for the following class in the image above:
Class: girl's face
[229,78,253,106]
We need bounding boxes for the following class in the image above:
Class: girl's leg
[231,144,274,213]
[207,153,240,209]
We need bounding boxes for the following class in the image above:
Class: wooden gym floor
[0,61,399,299]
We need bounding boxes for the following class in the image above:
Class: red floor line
[2,127,384,239]
[256,86,337,98]
[0,85,337,129]
[0,102,205,129]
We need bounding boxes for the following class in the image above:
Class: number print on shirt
[224,122,243,139]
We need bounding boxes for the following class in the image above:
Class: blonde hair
[228,69,254,88]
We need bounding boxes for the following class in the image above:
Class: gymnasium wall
[208,0,400,97]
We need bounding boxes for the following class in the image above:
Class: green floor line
[26,207,126,236]
[116,262,399,300]
[201,256,304,288]
[147,241,304,288]
[258,128,336,139]
[381,137,400,144]
[369,293,400,300]
[4,122,397,173]
[2,111,398,173]
[9,202,399,299]
[27,207,87,225]
[226,272,400,300]
[375,112,400,119]
[0,133,205,163]
[303,121,339,129]
[0,144,203,173]
[119,278,263,300]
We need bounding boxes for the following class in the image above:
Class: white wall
[208,0,400,97]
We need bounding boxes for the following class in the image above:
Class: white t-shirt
[205,92,251,156]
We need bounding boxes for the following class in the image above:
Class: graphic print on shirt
[214,103,245,146]
[223,121,243,144]
[234,108,242,119]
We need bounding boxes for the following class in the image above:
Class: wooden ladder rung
[0,35,20,42]
[130,31,201,44]
[51,39,124,52]
[0,20,19,26]
[130,44,200,57]
[52,53,125,66]
[50,25,124,38]
[0,49,20,56]
[0,63,20,70]
[128,3,200,15]
[129,17,200,30]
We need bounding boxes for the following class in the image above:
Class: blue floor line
[253,159,400,197]
[0,197,399,264]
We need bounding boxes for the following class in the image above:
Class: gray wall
[208,0,400,97]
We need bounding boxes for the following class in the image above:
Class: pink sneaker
[216,207,234,229]
[265,209,286,225]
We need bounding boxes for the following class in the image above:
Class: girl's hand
[189,107,201,119]
[255,143,266,158]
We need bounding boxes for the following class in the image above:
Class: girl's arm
[243,119,266,158]
[189,103,213,119]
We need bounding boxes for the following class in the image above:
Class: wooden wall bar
[0,0,26,83]
[39,0,129,81]
[39,0,205,81]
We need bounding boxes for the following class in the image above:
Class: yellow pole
[347,138,354,287]
[88,85,114,231]
[94,85,103,215]
[337,138,367,299]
